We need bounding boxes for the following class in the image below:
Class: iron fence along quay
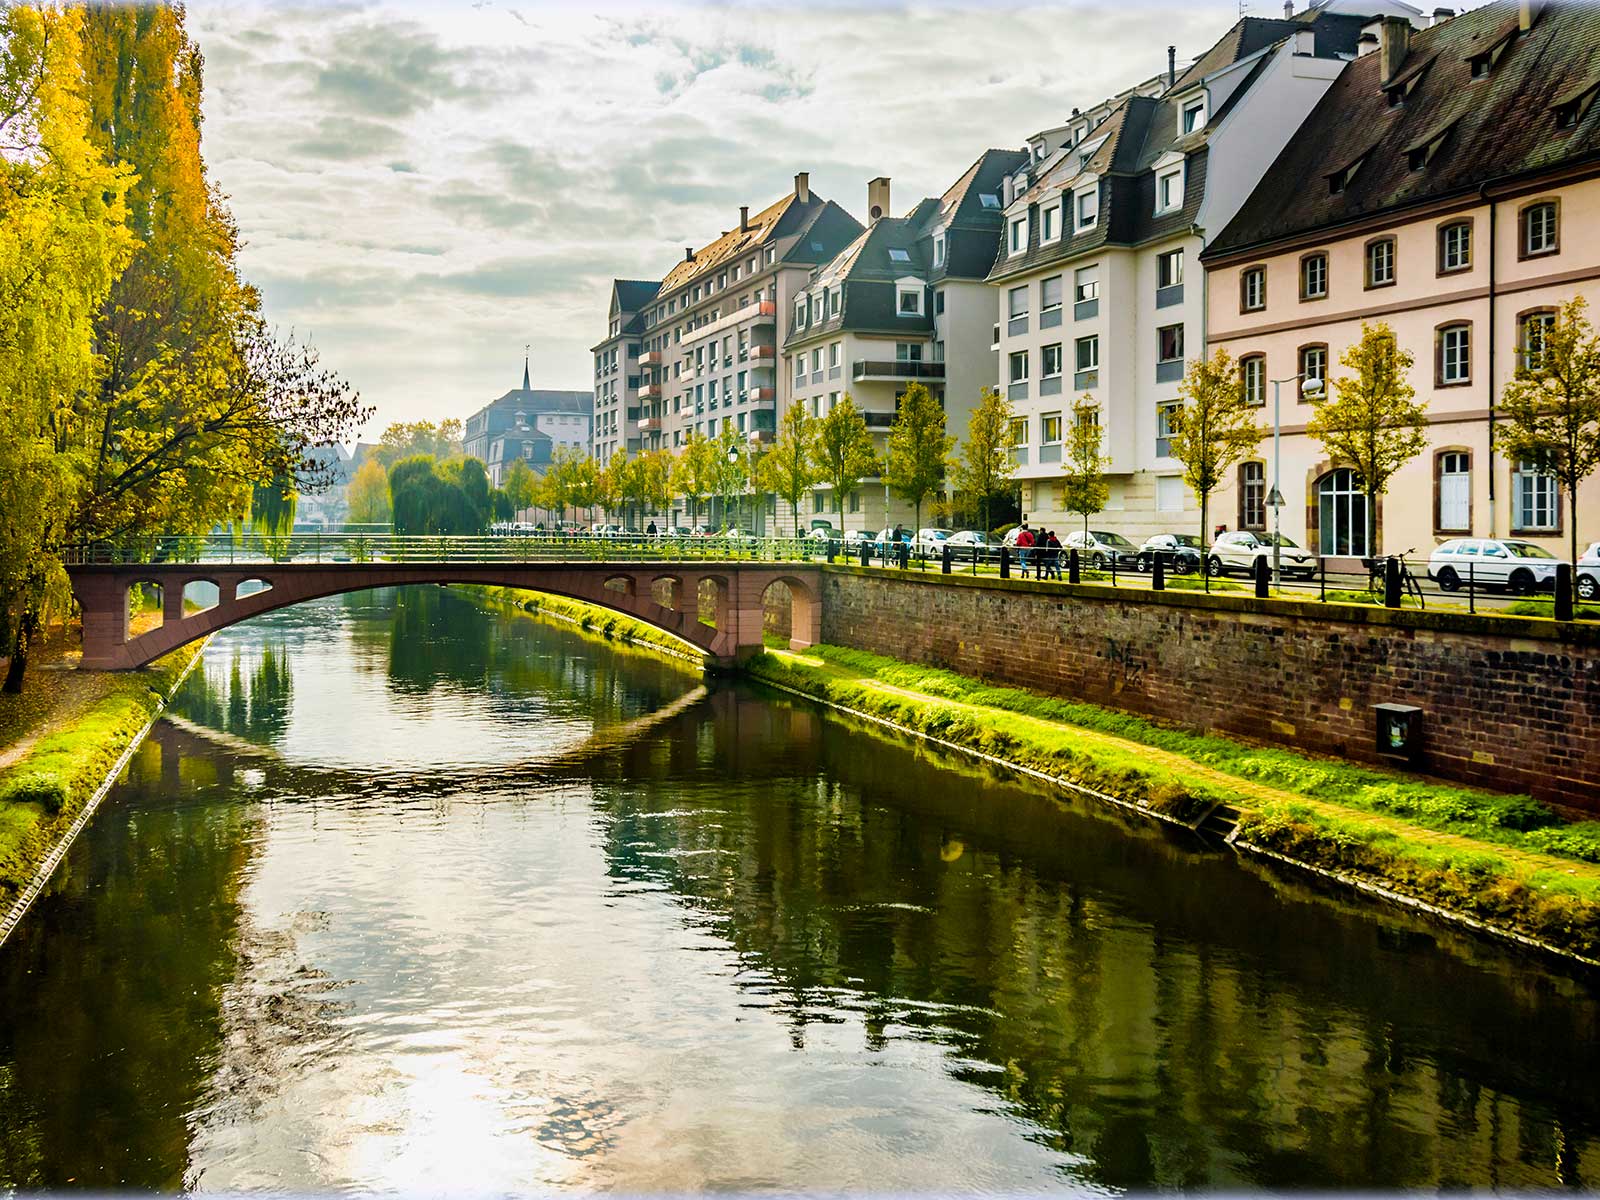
[65,533,1593,620]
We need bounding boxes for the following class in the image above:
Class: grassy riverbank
[467,586,705,668]
[748,645,1600,960]
[0,644,202,906]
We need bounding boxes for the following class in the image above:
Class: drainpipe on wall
[1483,182,1497,536]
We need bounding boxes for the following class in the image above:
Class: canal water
[0,586,1596,1191]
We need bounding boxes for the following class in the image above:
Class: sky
[188,0,1246,440]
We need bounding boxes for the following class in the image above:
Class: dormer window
[794,298,806,327]
[1181,96,1205,134]
[1008,215,1028,256]
[933,233,946,266]
[1404,119,1456,172]
[1075,187,1098,231]
[829,287,842,316]
[1041,203,1061,243]
[1326,150,1370,196]
[898,288,923,316]
[1551,77,1600,131]
[1156,167,1183,214]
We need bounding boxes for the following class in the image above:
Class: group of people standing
[1012,524,1065,580]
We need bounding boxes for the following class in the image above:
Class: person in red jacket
[1015,523,1035,578]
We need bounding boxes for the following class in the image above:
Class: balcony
[748,344,775,360]
[638,416,661,432]
[862,410,897,428]
[639,350,662,366]
[1156,283,1184,309]
[749,386,775,402]
[852,359,946,382]
[682,299,777,345]
[641,382,662,399]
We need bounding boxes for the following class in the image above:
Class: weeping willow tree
[248,475,297,560]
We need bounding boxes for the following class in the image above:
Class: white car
[1428,538,1562,594]
[914,528,954,555]
[1207,531,1316,580]
[946,530,999,560]
[1579,542,1600,601]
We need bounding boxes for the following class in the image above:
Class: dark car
[1136,533,1204,574]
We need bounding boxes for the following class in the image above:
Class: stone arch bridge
[65,560,822,672]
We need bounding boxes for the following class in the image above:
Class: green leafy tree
[672,432,717,530]
[884,382,955,542]
[346,456,391,525]
[1061,397,1109,534]
[814,393,879,522]
[636,449,673,526]
[1168,349,1264,549]
[374,420,465,469]
[1497,295,1600,587]
[759,401,819,536]
[502,457,537,520]
[566,454,603,523]
[1307,321,1426,555]
[712,427,751,529]
[951,386,1017,535]
[248,475,297,559]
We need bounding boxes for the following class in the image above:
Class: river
[0,585,1596,1191]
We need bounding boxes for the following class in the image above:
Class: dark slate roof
[613,279,660,313]
[784,215,935,347]
[922,148,1029,282]
[1206,1,1600,259]
[1169,11,1365,93]
[484,388,592,413]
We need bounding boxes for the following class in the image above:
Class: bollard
[941,543,952,575]
[827,539,837,563]
[1254,556,1270,598]
[1384,556,1401,608]
[1000,546,1011,579]
[1152,553,1165,591]
[1556,562,1575,621]
[1068,547,1080,584]
[860,541,871,568]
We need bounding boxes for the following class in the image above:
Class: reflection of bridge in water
[67,551,821,671]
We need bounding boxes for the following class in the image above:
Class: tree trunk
[1571,483,1581,608]
[1199,491,1209,552]
[1368,487,1378,557]
[3,607,38,695]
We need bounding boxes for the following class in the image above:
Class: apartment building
[463,359,592,486]
[591,280,661,464]
[987,9,1372,541]
[783,152,1026,531]
[1203,0,1600,561]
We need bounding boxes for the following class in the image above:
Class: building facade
[463,361,592,486]
[1203,0,1600,561]
[783,156,1026,531]
[987,10,1370,542]
[591,280,661,465]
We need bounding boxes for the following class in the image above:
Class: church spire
[522,344,530,391]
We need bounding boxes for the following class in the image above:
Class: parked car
[1135,533,1204,574]
[873,526,914,555]
[1579,542,1600,601]
[946,530,1000,560]
[841,529,874,548]
[1208,530,1316,580]
[723,527,759,541]
[1063,529,1140,570]
[589,523,624,538]
[1428,538,1562,594]
[804,522,840,542]
[914,528,954,555]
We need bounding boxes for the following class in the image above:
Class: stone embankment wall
[816,567,1600,810]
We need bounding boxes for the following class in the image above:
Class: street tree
[672,432,718,531]
[884,382,955,543]
[502,458,537,521]
[712,427,751,529]
[1061,397,1110,535]
[1168,349,1264,548]
[374,420,465,468]
[566,454,603,524]
[951,386,1017,535]
[1307,321,1427,555]
[759,400,820,536]
[1497,295,1600,589]
[346,457,392,525]
[815,394,879,522]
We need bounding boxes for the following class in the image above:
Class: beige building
[1203,0,1600,562]
[591,281,660,465]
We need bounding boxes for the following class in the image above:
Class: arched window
[1436,451,1470,532]
[1240,354,1266,406]
[1239,462,1266,531]
[1316,468,1368,556]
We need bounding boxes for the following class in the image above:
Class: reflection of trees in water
[589,688,1600,1190]
[172,645,294,744]
[0,732,259,1189]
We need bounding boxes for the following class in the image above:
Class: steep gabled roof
[613,279,660,313]
[1206,0,1600,260]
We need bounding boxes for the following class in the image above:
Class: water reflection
[0,587,1595,1191]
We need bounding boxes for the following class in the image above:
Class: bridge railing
[62,531,831,566]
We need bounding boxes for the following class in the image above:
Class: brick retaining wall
[817,567,1600,810]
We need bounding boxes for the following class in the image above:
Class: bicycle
[1362,548,1425,609]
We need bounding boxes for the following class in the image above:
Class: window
[1076,335,1099,371]
[895,342,923,362]
[794,355,806,384]
[1298,344,1327,393]
[934,290,945,315]
[1074,266,1099,303]
[1008,215,1028,255]
[1317,468,1368,556]
[1438,220,1471,273]
[1300,252,1328,300]
[1520,309,1556,371]
[1437,451,1471,532]
[829,288,841,316]
[1041,204,1060,243]
[1042,343,1063,377]
[828,342,841,368]
[1008,417,1027,445]
[794,299,806,327]
[1009,286,1029,318]
[1522,201,1558,258]
[1365,237,1395,288]
[1158,323,1184,363]
[1438,323,1471,385]
[1075,187,1098,230]
[1156,401,1181,457]
[887,248,911,264]
[898,288,922,315]
[1042,276,1063,313]
[1240,354,1266,406]
[1157,168,1183,213]
[1041,413,1063,444]
[1513,458,1559,531]
[979,193,1001,210]
[1181,97,1205,133]
[1158,249,1183,289]
[1009,351,1029,382]
[1240,462,1266,530]
[933,234,946,266]
[1241,266,1266,312]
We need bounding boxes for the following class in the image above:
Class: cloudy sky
[188,0,1243,439]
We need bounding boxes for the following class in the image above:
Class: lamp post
[1269,372,1324,586]
[727,436,756,533]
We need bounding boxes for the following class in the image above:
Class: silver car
[1428,538,1561,594]
[1579,542,1600,601]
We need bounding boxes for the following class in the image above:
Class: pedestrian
[1015,523,1035,578]
[1046,530,1063,579]
[646,520,658,541]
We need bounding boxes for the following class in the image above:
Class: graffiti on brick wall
[1105,637,1145,694]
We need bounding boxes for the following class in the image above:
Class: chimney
[684,247,695,262]
[1432,6,1453,23]
[1518,0,1542,32]
[1167,45,1176,87]
[1283,0,1293,16]
[1379,16,1411,80]
[1357,21,1381,56]
[867,176,891,223]
[739,205,749,232]
[794,171,810,203]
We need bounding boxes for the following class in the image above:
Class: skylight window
[979,193,1001,209]
[887,248,911,263]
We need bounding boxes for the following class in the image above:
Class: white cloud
[189,0,1238,437]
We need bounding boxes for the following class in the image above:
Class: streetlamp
[727,436,756,532]
[1270,372,1324,586]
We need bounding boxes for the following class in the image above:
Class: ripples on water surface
[0,586,1596,1191]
